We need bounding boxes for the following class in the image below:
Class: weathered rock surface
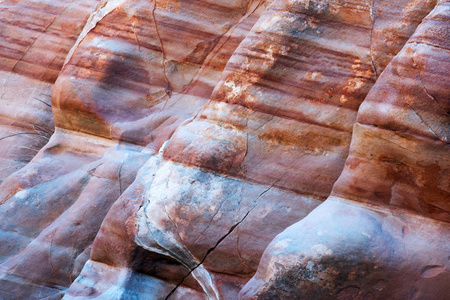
[0,0,271,298]
[240,1,450,299]
[0,0,448,299]
[0,0,101,183]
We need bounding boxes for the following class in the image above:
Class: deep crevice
[369,0,379,79]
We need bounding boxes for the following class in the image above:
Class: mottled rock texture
[0,0,448,299]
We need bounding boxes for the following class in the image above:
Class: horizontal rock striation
[0,0,270,298]
[240,1,449,299]
[0,0,448,299]
[0,0,101,183]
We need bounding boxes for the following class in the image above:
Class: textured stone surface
[0,0,101,183]
[0,0,448,299]
[240,198,450,299]
[0,0,270,298]
[240,1,450,299]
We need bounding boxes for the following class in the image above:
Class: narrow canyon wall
[0,0,448,299]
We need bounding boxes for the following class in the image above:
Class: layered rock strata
[66,0,447,299]
[0,0,102,183]
[0,0,448,299]
[0,0,270,298]
[240,1,450,299]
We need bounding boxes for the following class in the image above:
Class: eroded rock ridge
[0,0,448,299]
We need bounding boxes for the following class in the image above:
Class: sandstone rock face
[0,0,448,299]
[0,0,102,183]
[0,0,272,298]
[240,1,450,299]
